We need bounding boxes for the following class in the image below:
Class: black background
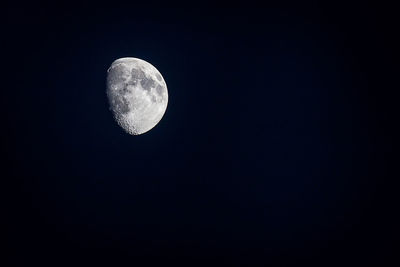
[3,2,397,266]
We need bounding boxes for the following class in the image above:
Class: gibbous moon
[106,57,168,135]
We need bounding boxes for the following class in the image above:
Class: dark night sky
[3,2,397,266]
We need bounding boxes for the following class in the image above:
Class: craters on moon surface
[106,57,168,135]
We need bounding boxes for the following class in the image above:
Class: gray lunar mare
[106,58,168,135]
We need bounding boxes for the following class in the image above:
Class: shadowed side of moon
[106,58,168,135]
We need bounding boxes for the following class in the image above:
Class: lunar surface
[106,57,168,135]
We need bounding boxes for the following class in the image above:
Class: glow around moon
[106,57,168,135]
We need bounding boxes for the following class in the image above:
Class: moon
[106,57,168,135]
